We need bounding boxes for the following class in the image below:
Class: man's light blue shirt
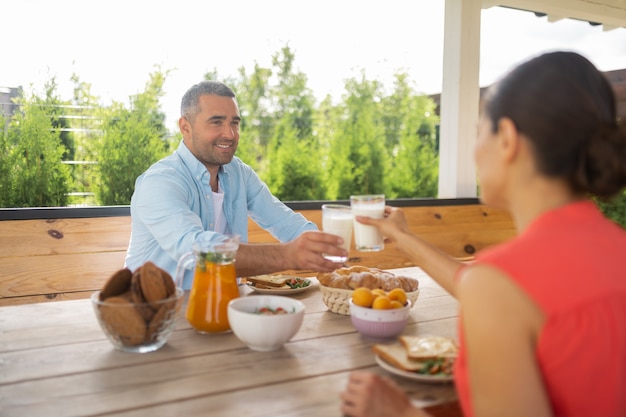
[125,141,317,289]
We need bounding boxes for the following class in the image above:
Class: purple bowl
[349,299,411,339]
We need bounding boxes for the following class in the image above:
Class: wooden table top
[0,267,461,417]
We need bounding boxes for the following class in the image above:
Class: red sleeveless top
[454,201,626,417]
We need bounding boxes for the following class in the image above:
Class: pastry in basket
[316,265,419,292]
[317,265,420,315]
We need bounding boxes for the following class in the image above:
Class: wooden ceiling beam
[482,0,626,29]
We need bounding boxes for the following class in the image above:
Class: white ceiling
[483,0,626,29]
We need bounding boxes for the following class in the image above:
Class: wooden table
[0,267,461,417]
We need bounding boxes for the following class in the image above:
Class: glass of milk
[350,195,385,251]
[321,204,353,262]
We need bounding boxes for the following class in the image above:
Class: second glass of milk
[350,195,385,251]
[321,204,353,262]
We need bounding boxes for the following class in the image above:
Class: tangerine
[372,295,392,310]
[390,300,404,309]
[387,288,407,305]
[371,289,387,299]
[352,287,375,308]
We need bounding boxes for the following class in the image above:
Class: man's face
[180,94,241,172]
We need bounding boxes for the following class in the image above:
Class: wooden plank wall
[0,204,517,306]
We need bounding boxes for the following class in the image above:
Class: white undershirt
[212,183,227,234]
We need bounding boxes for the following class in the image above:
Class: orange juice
[186,259,239,333]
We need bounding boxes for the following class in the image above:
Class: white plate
[375,354,454,383]
[245,278,315,295]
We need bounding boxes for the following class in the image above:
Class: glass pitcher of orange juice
[176,235,240,333]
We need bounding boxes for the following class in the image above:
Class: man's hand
[235,231,347,277]
[283,230,348,272]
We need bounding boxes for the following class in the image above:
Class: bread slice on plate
[372,343,427,372]
[246,274,290,288]
[373,335,458,373]
[399,335,458,360]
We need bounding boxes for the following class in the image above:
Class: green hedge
[596,190,626,228]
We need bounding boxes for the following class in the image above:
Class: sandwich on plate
[372,335,457,377]
[245,274,311,290]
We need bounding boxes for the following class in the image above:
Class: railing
[0,198,518,306]
[0,198,482,221]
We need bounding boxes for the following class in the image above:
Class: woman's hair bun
[576,120,626,199]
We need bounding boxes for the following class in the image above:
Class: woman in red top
[340,51,626,417]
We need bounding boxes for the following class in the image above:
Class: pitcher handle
[175,251,195,289]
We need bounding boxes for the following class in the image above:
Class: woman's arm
[355,206,463,296]
[457,263,551,417]
[390,228,464,296]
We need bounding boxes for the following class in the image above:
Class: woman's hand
[354,206,411,243]
[340,371,428,417]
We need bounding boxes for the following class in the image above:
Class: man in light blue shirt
[125,81,346,289]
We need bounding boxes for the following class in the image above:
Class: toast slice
[399,335,458,360]
[372,343,426,372]
[246,274,290,288]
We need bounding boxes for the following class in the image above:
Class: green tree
[384,73,439,198]
[596,191,626,228]
[67,74,103,205]
[201,48,441,202]
[94,69,170,205]
[264,46,324,199]
[387,119,439,198]
[380,72,414,152]
[313,94,342,190]
[327,73,387,199]
[266,117,324,200]
[270,46,314,139]
[0,92,70,207]
[228,64,274,172]
[33,77,75,161]
[0,114,12,204]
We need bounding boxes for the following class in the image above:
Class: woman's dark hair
[483,51,626,199]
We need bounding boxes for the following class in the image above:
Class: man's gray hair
[180,80,236,120]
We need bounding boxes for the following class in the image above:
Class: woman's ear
[497,117,521,163]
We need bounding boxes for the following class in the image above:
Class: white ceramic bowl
[349,299,412,339]
[227,295,305,351]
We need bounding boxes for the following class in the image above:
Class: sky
[2,0,626,131]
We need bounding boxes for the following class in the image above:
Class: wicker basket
[319,285,420,316]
